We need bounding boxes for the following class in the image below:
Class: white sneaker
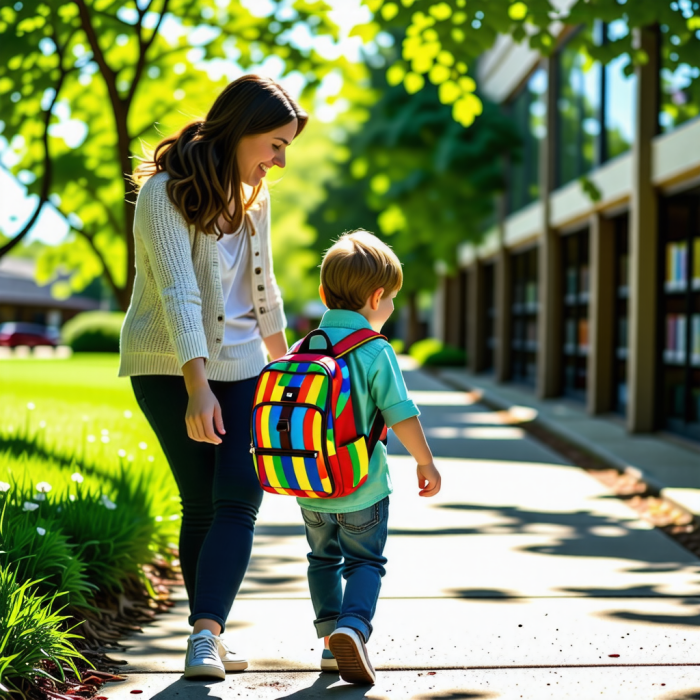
[328,627,376,685]
[321,648,338,672]
[218,636,248,671]
[184,629,225,680]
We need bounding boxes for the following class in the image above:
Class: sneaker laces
[192,634,218,660]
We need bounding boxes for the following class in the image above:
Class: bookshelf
[510,246,538,385]
[562,229,590,401]
[658,193,700,441]
[612,214,629,415]
[484,261,496,372]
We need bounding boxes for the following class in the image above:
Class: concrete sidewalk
[438,368,700,515]
[103,367,700,699]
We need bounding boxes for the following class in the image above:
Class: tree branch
[125,0,170,109]
[73,226,122,306]
[0,18,69,258]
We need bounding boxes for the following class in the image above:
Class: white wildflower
[39,420,46,428]
[155,516,163,522]
[0,482,10,492]
[23,502,39,512]
[71,473,84,483]
[118,449,126,458]
[82,415,89,422]
[69,494,76,501]
[138,441,147,450]
[33,493,46,501]
[27,402,35,410]
[87,435,96,443]
[124,410,132,419]
[127,454,134,462]
[36,527,46,536]
[100,494,117,510]
[147,456,154,463]
[101,436,110,444]
[36,482,52,493]
[101,428,109,435]
[169,514,179,521]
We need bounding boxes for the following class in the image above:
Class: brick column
[587,212,615,414]
[627,26,659,433]
[536,56,562,399]
[467,261,486,372]
[495,247,512,382]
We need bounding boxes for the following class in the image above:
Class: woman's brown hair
[133,74,308,238]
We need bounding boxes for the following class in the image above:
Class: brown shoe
[328,627,376,685]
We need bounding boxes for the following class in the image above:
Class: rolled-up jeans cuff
[189,612,227,634]
[337,613,372,642]
[314,615,338,639]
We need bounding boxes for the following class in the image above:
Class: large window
[507,69,547,214]
[556,29,601,188]
[510,246,538,385]
[555,23,636,188]
[561,229,590,401]
[603,21,636,161]
[659,22,700,133]
[658,192,700,442]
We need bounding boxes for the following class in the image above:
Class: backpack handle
[294,329,334,355]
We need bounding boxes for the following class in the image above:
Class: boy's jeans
[301,496,389,644]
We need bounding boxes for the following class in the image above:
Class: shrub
[0,507,95,610]
[0,567,85,694]
[61,311,125,353]
[409,338,467,367]
[389,338,405,355]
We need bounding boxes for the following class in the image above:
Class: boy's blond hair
[320,230,403,311]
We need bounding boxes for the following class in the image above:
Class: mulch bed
[26,558,182,700]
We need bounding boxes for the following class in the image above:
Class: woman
[119,75,306,679]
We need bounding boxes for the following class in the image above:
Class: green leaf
[508,2,528,21]
[404,71,425,93]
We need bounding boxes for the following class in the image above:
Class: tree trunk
[405,290,423,350]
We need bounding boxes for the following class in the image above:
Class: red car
[0,322,61,347]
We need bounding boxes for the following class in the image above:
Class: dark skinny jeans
[131,374,262,632]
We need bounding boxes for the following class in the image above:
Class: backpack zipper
[250,446,319,459]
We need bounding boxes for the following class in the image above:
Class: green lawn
[1,354,175,498]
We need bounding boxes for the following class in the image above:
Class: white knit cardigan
[118,171,286,381]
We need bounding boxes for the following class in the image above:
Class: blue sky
[0,0,371,247]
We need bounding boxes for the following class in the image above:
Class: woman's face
[237,118,299,187]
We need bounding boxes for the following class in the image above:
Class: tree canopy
[361,0,700,127]
[0,0,352,309]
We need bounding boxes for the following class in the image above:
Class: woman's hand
[182,357,225,444]
[186,385,225,444]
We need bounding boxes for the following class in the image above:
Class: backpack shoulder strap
[332,328,387,359]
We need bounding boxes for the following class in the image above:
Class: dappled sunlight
[407,390,481,406]
[425,426,526,440]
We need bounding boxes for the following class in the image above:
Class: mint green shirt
[296,309,420,513]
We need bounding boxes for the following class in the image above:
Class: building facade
[438,21,700,443]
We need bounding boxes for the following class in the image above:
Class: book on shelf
[665,314,687,363]
[694,239,700,289]
[525,281,537,306]
[565,318,577,347]
[580,265,590,294]
[665,241,688,290]
[693,314,700,365]
[578,318,589,351]
[566,268,577,296]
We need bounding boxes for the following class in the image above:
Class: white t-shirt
[216,222,261,348]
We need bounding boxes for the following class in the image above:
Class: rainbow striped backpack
[250,328,387,499]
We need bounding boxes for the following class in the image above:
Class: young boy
[297,230,441,685]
